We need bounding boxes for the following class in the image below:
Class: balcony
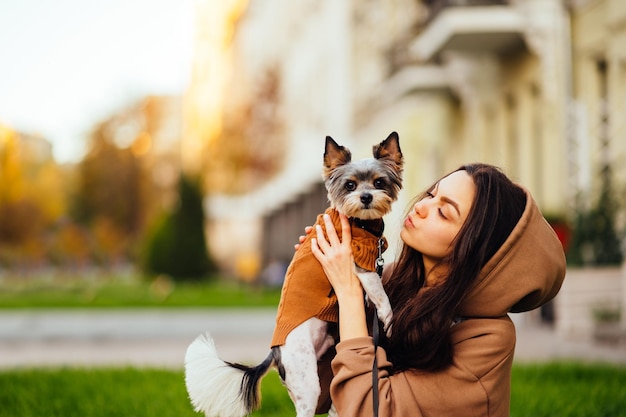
[411,0,525,61]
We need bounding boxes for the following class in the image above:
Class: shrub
[141,175,215,281]
[567,168,623,266]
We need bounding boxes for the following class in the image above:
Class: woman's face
[400,170,476,274]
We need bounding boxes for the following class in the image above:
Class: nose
[414,199,428,218]
[360,193,373,205]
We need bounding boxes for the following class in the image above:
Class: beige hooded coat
[328,190,566,417]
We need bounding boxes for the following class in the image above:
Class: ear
[324,136,352,173]
[373,131,403,168]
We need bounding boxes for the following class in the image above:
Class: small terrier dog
[185,132,403,417]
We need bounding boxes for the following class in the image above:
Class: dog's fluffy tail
[184,333,274,417]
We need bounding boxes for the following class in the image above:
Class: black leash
[372,311,380,417]
[372,237,385,417]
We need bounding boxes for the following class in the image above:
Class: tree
[141,175,215,280]
[204,68,286,194]
[73,132,147,236]
[0,124,66,268]
[567,165,623,266]
[71,117,155,269]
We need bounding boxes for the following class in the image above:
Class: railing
[421,0,510,26]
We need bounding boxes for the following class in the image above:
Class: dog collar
[350,217,385,238]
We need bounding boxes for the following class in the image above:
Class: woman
[309,163,566,417]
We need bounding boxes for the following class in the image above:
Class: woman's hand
[311,213,368,339]
[310,213,361,297]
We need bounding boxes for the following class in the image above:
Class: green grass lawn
[0,368,293,417]
[511,362,626,417]
[2,276,625,416]
[1,363,624,417]
[0,275,282,308]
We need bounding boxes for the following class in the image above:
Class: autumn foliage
[0,111,162,273]
[0,125,67,269]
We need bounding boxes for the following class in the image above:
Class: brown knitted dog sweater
[270,207,387,347]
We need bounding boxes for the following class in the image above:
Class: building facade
[569,0,626,202]
[185,0,625,279]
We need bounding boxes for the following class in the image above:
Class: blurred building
[569,0,626,199]
[184,0,625,281]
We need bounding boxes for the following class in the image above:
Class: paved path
[0,309,275,368]
[0,309,625,368]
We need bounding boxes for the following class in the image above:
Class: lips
[404,216,414,228]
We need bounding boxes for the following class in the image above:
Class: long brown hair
[381,163,526,371]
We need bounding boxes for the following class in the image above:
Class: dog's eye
[374,178,386,189]
[345,181,357,191]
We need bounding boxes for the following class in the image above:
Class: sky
[0,0,195,163]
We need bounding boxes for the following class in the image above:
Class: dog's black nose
[360,193,373,205]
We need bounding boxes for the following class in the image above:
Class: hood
[458,188,566,317]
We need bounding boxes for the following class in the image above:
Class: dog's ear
[373,132,403,169]
[324,136,352,175]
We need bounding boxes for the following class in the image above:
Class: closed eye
[426,191,447,219]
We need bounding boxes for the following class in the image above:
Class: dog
[185,132,403,417]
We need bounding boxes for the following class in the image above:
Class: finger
[294,233,308,251]
[338,213,352,247]
[322,214,341,246]
[304,225,313,235]
[314,224,330,252]
[310,237,324,260]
